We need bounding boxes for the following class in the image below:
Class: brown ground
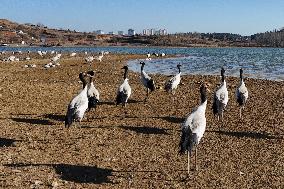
[0,53,283,188]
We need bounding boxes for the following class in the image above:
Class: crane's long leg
[188,151,190,174]
[144,88,149,103]
[239,107,242,119]
[195,147,198,171]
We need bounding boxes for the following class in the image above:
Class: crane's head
[140,61,145,66]
[122,65,128,70]
[79,72,86,80]
[87,70,95,77]
[221,67,225,75]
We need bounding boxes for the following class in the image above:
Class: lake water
[1,46,283,81]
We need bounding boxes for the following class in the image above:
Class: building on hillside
[128,29,135,36]
[118,31,124,35]
[95,30,104,35]
[143,29,150,36]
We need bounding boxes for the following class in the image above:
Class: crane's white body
[85,56,94,63]
[182,100,207,145]
[215,81,228,106]
[213,80,229,119]
[66,86,89,125]
[95,54,104,62]
[88,82,100,101]
[70,52,77,57]
[165,72,181,93]
[236,80,248,103]
[236,77,248,119]
[117,78,131,103]
[141,70,152,88]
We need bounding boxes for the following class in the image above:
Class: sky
[0,0,283,35]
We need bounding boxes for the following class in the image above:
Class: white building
[150,29,155,35]
[143,29,150,36]
[128,29,136,36]
[95,30,104,34]
[118,31,124,35]
[159,29,167,35]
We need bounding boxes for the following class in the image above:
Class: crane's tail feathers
[116,92,127,105]
[88,97,99,111]
[65,115,72,128]
[237,94,246,106]
[179,127,198,155]
[212,96,219,115]
[147,79,155,92]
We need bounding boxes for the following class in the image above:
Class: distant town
[94,28,167,36]
[1,19,284,47]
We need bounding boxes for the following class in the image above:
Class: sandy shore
[0,53,283,188]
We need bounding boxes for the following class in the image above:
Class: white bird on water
[165,64,181,94]
[116,66,132,107]
[236,68,248,119]
[212,67,229,127]
[65,72,89,128]
[140,61,155,102]
[179,83,209,173]
[86,70,100,111]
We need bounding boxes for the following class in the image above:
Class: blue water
[1,46,283,81]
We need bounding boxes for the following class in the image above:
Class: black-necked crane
[116,66,132,107]
[165,64,181,94]
[212,67,229,128]
[236,68,248,119]
[140,61,155,102]
[179,83,209,173]
[65,72,89,128]
[86,70,100,111]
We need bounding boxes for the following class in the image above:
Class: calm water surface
[1,46,283,81]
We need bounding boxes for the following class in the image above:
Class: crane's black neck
[89,76,93,83]
[200,85,207,103]
[124,68,128,79]
[140,62,145,72]
[178,67,181,73]
[140,63,145,72]
[240,69,243,81]
[221,68,225,82]
[79,73,87,88]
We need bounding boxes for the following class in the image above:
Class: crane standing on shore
[116,66,132,107]
[140,62,155,102]
[65,72,89,128]
[236,68,248,119]
[179,83,209,173]
[212,67,229,129]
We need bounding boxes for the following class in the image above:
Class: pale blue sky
[0,0,283,35]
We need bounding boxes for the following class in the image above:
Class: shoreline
[0,44,282,49]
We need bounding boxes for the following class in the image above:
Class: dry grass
[0,53,283,188]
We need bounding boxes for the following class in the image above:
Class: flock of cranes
[64,60,249,174]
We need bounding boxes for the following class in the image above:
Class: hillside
[0,19,284,47]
